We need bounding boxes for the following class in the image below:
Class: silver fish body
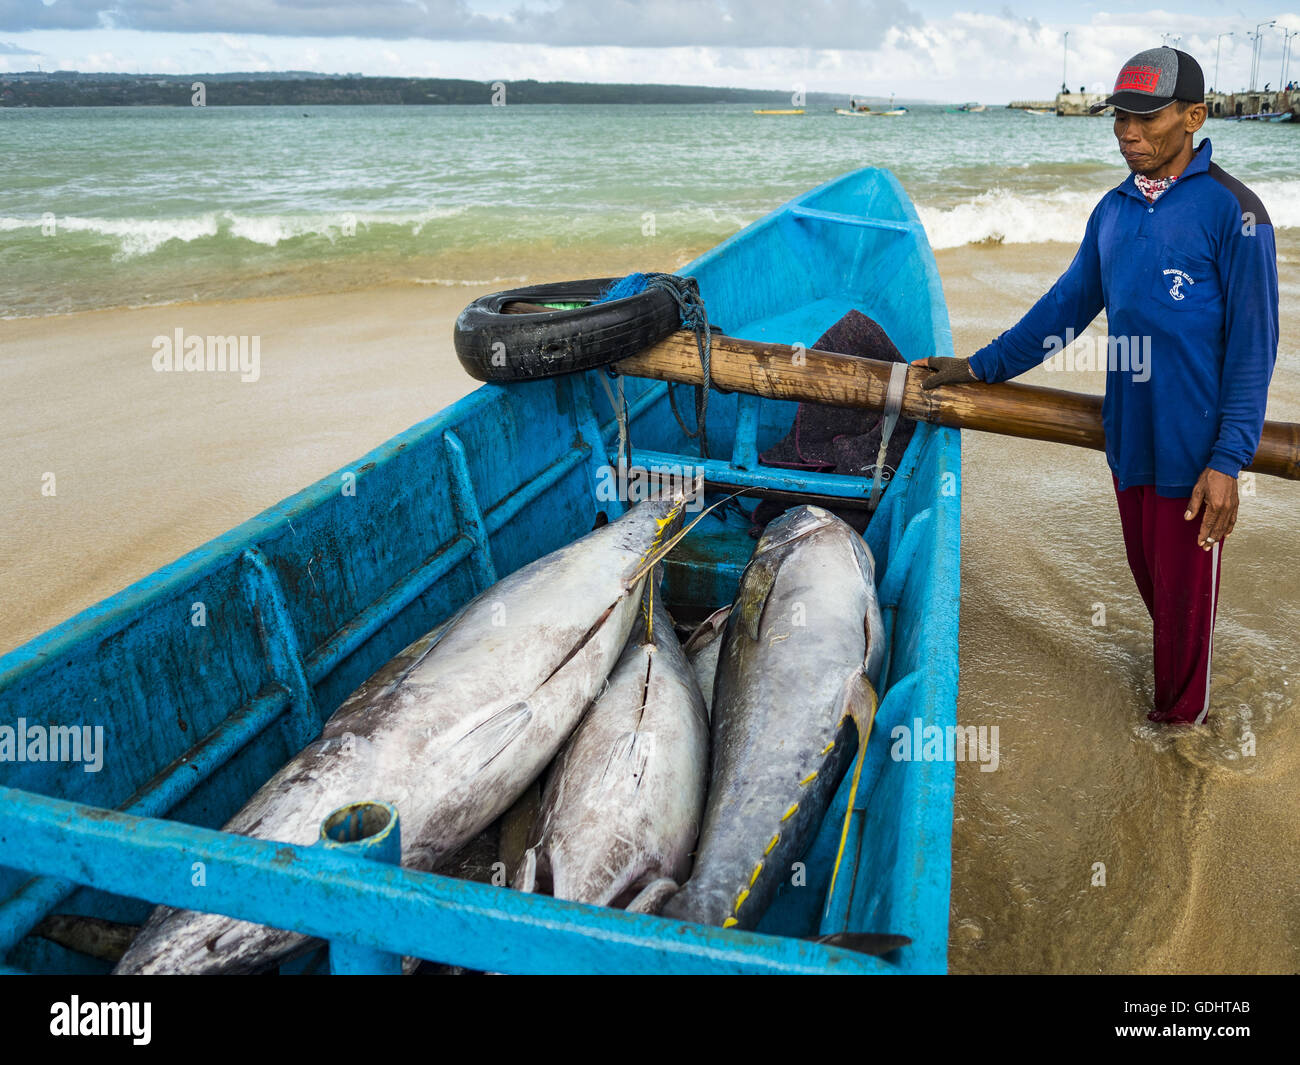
[115,498,684,974]
[683,605,731,714]
[660,506,884,931]
[515,595,708,909]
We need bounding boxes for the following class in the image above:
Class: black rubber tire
[453,278,683,382]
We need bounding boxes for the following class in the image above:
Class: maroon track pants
[1113,477,1223,725]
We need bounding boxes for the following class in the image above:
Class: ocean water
[3,102,1297,318]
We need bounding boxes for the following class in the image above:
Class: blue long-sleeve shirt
[968,140,1279,497]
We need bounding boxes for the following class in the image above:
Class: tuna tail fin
[682,604,730,656]
[625,877,680,915]
[812,931,911,957]
[513,847,539,893]
[825,670,880,905]
[35,913,139,964]
[498,780,542,883]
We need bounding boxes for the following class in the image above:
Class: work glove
[911,356,979,389]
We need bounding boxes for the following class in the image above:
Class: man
[915,47,1279,725]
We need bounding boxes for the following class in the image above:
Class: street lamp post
[1062,31,1069,93]
[1213,31,1234,92]
[1250,20,1277,91]
[1282,28,1297,90]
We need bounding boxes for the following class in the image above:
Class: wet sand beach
[2,283,493,650]
[944,235,1300,974]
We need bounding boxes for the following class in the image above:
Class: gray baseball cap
[1090,47,1205,114]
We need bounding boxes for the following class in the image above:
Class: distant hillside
[0,72,886,108]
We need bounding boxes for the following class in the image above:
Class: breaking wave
[917,179,1300,249]
[0,206,470,259]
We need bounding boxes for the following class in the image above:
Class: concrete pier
[1204,89,1297,120]
[1046,88,1297,120]
[1055,92,1106,116]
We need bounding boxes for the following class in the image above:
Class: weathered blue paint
[442,430,499,594]
[730,396,762,470]
[317,802,403,975]
[240,546,321,751]
[1,787,887,974]
[632,449,881,497]
[0,166,959,974]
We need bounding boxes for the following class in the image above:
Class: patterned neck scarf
[1134,173,1177,203]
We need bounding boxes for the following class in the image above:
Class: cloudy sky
[1,1,1297,101]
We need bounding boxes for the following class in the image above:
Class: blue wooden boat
[0,166,960,975]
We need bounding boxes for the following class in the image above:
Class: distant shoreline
[0,72,939,108]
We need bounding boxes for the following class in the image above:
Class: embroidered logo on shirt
[1162,268,1195,300]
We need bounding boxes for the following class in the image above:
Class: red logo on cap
[1115,65,1161,94]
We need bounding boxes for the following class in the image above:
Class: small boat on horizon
[837,97,876,115]
[753,108,805,115]
[837,95,908,116]
[1228,110,1292,122]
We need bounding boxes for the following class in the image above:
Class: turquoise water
[2,103,1296,317]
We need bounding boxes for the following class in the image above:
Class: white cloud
[2,9,1298,99]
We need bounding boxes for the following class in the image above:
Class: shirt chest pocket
[1149,244,1221,314]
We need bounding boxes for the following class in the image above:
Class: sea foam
[0,206,469,259]
[918,179,1300,249]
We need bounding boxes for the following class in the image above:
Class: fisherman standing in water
[916,47,1279,725]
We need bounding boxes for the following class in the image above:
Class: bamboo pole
[615,331,1300,481]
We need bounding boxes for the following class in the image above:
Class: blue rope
[599,272,712,458]
[596,272,653,303]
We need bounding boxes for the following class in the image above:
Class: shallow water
[4,103,1297,317]
[942,236,1300,974]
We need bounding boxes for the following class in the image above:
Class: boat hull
[0,166,961,975]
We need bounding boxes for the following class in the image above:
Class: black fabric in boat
[749,309,916,536]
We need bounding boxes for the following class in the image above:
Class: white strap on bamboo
[867,360,908,512]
